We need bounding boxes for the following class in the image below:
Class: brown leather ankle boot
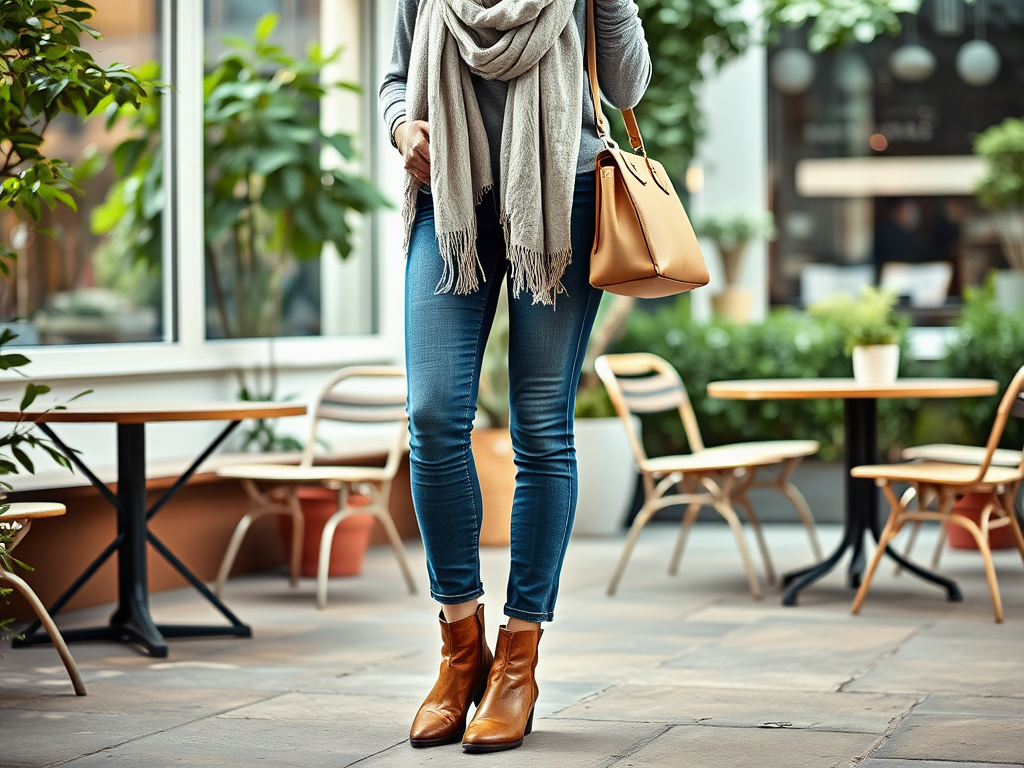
[462,625,542,753]
[410,605,493,748]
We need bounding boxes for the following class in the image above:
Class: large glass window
[201,0,374,341]
[767,0,1024,323]
[0,1,165,345]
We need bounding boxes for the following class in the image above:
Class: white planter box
[573,416,639,536]
[852,344,900,386]
[994,269,1024,314]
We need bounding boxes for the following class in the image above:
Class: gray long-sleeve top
[379,0,652,183]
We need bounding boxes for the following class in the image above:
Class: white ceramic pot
[573,417,639,536]
[852,344,900,386]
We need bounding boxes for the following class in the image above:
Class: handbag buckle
[601,134,620,151]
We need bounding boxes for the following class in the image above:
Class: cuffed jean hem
[430,586,485,605]
[503,604,554,623]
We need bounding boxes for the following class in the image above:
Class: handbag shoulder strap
[585,0,646,155]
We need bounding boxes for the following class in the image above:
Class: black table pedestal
[13,422,252,657]
[781,398,962,606]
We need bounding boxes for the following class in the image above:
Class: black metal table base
[781,398,962,606]
[13,420,251,657]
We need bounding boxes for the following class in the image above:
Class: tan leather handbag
[586,0,709,297]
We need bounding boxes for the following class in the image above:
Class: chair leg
[732,489,776,587]
[215,507,260,599]
[373,501,418,595]
[286,489,304,589]
[668,501,702,576]
[608,495,661,597]
[894,486,920,577]
[1002,489,1024,568]
[316,507,357,610]
[853,483,905,616]
[931,520,948,570]
[896,522,920,577]
[702,476,761,600]
[775,459,822,561]
[2,570,86,696]
[949,505,1004,623]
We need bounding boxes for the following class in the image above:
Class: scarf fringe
[435,223,487,295]
[501,210,571,307]
[402,179,495,297]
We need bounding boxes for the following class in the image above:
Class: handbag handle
[585,0,646,156]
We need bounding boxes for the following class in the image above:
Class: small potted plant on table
[809,286,902,385]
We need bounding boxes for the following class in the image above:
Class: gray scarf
[402,0,582,305]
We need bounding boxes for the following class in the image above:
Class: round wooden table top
[0,501,66,520]
[707,378,999,401]
[0,402,307,424]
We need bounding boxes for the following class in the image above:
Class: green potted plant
[693,211,776,324]
[973,117,1024,312]
[809,286,902,385]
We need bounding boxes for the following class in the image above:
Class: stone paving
[2,521,1023,767]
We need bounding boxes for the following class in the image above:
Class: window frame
[15,0,400,382]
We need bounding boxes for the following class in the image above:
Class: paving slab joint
[602,723,675,768]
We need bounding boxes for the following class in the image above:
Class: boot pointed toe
[462,626,542,753]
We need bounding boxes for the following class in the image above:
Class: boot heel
[524,707,535,736]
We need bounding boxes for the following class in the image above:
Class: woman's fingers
[403,120,431,184]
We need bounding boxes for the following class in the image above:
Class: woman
[379,0,650,753]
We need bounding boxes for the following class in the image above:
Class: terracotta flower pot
[947,492,1015,551]
[472,427,517,547]
[278,487,376,577]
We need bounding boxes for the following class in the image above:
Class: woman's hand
[394,119,431,185]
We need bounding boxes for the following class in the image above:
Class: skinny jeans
[405,171,601,622]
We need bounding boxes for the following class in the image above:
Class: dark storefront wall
[768,0,1024,323]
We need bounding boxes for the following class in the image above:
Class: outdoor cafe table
[0,402,306,658]
[705,378,998,606]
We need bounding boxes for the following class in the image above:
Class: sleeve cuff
[388,114,408,150]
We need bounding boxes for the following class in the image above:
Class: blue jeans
[405,172,601,622]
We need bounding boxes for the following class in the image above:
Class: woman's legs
[406,191,506,748]
[405,190,506,611]
[503,172,601,623]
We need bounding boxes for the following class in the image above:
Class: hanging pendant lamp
[956,0,1000,87]
[890,13,936,82]
[771,48,815,94]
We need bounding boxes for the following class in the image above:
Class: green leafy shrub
[942,281,1024,449]
[613,297,921,460]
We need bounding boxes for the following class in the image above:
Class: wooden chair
[1,502,86,696]
[896,444,1021,572]
[596,353,821,599]
[214,367,417,608]
[851,364,1024,622]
